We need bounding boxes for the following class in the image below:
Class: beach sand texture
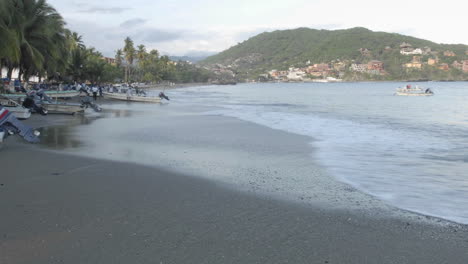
[1,105,468,264]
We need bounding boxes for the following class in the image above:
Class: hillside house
[405,57,422,69]
[427,58,438,66]
[287,68,306,81]
[401,48,423,55]
[400,42,412,49]
[463,61,468,73]
[102,57,116,65]
[306,64,330,77]
[422,47,432,55]
[359,48,371,56]
[350,64,368,72]
[443,51,456,57]
[367,60,385,75]
[333,62,346,71]
[438,63,449,71]
[452,61,463,70]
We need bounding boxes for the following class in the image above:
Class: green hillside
[201,27,468,81]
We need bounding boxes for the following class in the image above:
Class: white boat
[44,90,80,98]
[41,102,84,115]
[395,91,434,96]
[395,85,433,96]
[3,106,32,119]
[103,92,161,103]
[0,90,79,99]
[0,96,31,119]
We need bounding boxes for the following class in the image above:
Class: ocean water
[166,82,468,224]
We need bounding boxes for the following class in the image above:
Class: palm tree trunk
[18,66,22,82]
[7,64,13,80]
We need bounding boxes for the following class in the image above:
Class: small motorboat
[0,95,31,119]
[395,85,434,96]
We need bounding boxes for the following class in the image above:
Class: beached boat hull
[3,106,31,119]
[103,92,161,103]
[41,103,84,115]
[1,90,79,99]
[395,92,433,96]
[44,91,80,98]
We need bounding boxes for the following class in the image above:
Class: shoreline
[25,111,468,227]
[2,100,468,263]
[1,137,468,263]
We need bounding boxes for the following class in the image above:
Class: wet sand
[1,114,468,263]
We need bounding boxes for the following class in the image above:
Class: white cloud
[48,0,468,56]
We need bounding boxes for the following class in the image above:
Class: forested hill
[200,27,468,81]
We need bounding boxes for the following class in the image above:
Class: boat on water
[395,85,434,96]
[103,92,161,103]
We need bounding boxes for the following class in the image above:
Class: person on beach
[92,86,98,101]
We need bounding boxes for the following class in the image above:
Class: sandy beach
[1,106,467,264]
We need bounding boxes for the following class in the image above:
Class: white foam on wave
[205,104,468,224]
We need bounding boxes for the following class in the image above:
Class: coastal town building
[443,51,456,57]
[405,56,423,69]
[427,58,438,66]
[287,68,306,81]
[463,61,468,73]
[350,64,368,72]
[452,61,463,70]
[401,48,423,55]
[359,48,371,56]
[438,63,449,71]
[399,42,423,55]
[422,47,432,55]
[333,62,346,71]
[102,57,116,65]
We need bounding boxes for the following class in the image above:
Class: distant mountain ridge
[200,27,468,81]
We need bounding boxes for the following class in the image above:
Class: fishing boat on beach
[103,92,161,103]
[44,90,80,99]
[0,96,31,120]
[40,102,84,115]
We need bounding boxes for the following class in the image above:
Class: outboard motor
[0,106,40,143]
[22,96,48,115]
[159,92,170,101]
[80,96,102,112]
[36,89,53,103]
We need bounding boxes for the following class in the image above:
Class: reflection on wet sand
[38,108,134,150]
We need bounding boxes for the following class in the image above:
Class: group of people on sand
[75,83,103,101]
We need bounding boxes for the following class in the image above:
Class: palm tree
[136,44,147,81]
[115,49,123,68]
[136,45,147,64]
[123,37,135,82]
[0,0,20,78]
[2,0,67,81]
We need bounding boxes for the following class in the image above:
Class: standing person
[98,86,103,97]
[92,86,98,101]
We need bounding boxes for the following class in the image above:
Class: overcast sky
[48,0,468,57]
